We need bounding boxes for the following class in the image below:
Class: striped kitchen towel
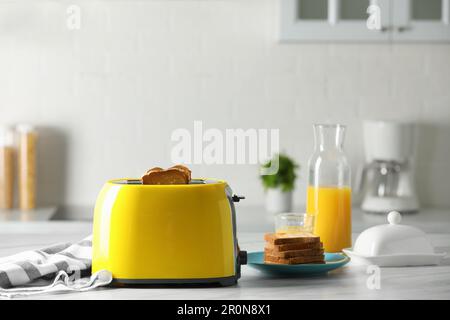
[0,236,112,298]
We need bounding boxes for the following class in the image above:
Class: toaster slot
[114,179,142,185]
[112,178,225,185]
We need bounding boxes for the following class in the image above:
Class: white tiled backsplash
[1,0,450,217]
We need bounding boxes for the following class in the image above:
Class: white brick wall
[1,0,450,217]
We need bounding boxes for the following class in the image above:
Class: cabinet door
[392,0,450,41]
[280,0,391,41]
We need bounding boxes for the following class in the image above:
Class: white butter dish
[343,211,446,267]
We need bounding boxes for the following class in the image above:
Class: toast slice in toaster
[169,164,191,181]
[142,166,189,185]
[264,232,320,245]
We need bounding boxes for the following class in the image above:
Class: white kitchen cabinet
[392,0,450,41]
[280,0,391,41]
[280,0,450,42]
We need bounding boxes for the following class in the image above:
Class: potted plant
[260,153,299,214]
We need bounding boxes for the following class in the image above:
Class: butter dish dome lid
[343,212,447,266]
[351,211,436,256]
[343,211,446,267]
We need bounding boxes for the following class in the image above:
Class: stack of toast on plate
[264,233,325,264]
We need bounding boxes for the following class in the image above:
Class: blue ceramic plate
[246,252,350,276]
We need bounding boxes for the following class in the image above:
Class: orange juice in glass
[306,124,352,253]
[306,186,351,252]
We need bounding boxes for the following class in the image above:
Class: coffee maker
[358,120,419,214]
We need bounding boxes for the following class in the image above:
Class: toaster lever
[238,250,247,265]
[232,195,245,202]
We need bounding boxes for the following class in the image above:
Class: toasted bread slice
[264,232,320,245]
[142,167,188,185]
[169,165,191,182]
[265,241,323,252]
[264,254,325,265]
[145,167,163,174]
[264,247,324,259]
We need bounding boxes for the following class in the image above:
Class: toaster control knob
[238,250,248,265]
[232,195,245,202]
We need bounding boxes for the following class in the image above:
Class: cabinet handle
[375,26,393,32]
[396,26,412,32]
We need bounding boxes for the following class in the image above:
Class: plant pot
[265,188,292,214]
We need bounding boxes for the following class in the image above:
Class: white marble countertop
[1,208,450,300]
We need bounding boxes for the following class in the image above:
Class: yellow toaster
[92,178,247,286]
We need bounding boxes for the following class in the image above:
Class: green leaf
[260,153,299,192]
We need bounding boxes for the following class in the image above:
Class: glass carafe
[306,124,351,253]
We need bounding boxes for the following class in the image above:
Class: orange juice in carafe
[306,124,352,253]
[306,186,351,252]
